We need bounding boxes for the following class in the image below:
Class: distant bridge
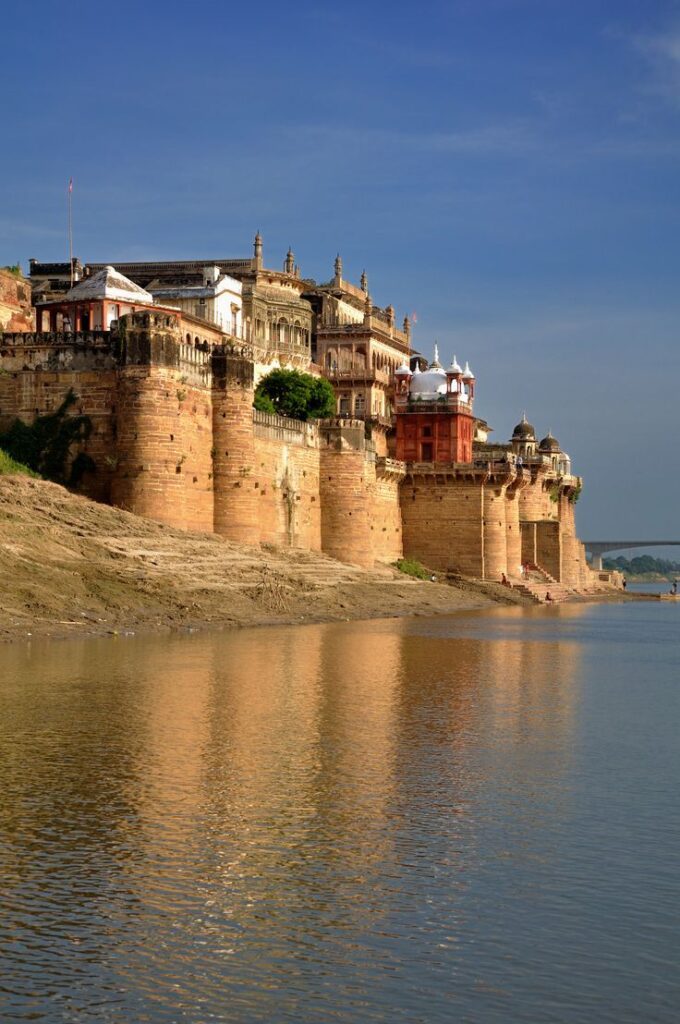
[585,541,680,571]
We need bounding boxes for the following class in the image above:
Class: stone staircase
[509,563,572,604]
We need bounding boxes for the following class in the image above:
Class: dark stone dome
[512,416,535,439]
[538,432,560,452]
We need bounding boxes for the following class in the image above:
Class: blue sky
[2,0,680,542]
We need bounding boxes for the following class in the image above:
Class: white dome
[449,354,462,373]
[395,362,411,376]
[462,361,474,380]
[409,364,447,399]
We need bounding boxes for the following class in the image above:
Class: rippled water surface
[1,602,679,1023]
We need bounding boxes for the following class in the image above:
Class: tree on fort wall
[254,369,335,421]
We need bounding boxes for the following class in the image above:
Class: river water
[1,601,678,1023]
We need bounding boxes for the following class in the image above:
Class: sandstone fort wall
[401,475,485,576]
[253,412,321,551]
[0,314,593,586]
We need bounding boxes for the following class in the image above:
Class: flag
[411,311,418,323]
[68,178,73,193]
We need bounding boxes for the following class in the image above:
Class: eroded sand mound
[0,476,499,642]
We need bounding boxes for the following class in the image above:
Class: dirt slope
[0,476,505,643]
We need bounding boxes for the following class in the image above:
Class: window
[421,442,433,461]
[422,425,432,438]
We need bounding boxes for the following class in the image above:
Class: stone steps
[510,579,572,604]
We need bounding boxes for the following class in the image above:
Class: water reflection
[1,607,677,1022]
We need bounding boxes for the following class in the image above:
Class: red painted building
[394,348,475,463]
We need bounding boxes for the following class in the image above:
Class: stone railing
[176,342,213,386]
[334,411,393,427]
[214,338,254,360]
[318,318,410,349]
[395,395,472,413]
[376,456,406,478]
[252,409,317,446]
[0,330,112,347]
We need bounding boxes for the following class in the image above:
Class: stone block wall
[253,412,321,550]
[111,313,215,532]
[319,422,376,568]
[483,482,509,581]
[401,474,485,575]
[212,347,257,543]
[505,485,523,577]
[112,366,214,533]
[536,520,562,580]
[519,473,557,521]
[372,463,404,563]
[0,332,119,502]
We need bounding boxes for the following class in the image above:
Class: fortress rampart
[0,312,592,585]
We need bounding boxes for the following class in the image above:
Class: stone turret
[320,420,374,568]
[254,231,263,270]
[212,344,258,543]
[510,413,536,460]
[364,290,372,323]
[111,311,214,532]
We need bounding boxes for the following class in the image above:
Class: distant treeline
[603,555,680,576]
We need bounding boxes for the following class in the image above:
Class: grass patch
[394,558,431,580]
[0,448,39,477]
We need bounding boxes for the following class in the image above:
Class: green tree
[254,369,335,421]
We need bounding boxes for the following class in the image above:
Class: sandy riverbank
[0,476,531,644]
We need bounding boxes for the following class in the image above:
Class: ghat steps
[510,563,572,604]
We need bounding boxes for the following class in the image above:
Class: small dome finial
[360,269,368,292]
[334,253,343,279]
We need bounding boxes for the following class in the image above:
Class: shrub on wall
[0,389,95,486]
[254,369,335,421]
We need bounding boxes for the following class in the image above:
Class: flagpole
[68,178,73,286]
